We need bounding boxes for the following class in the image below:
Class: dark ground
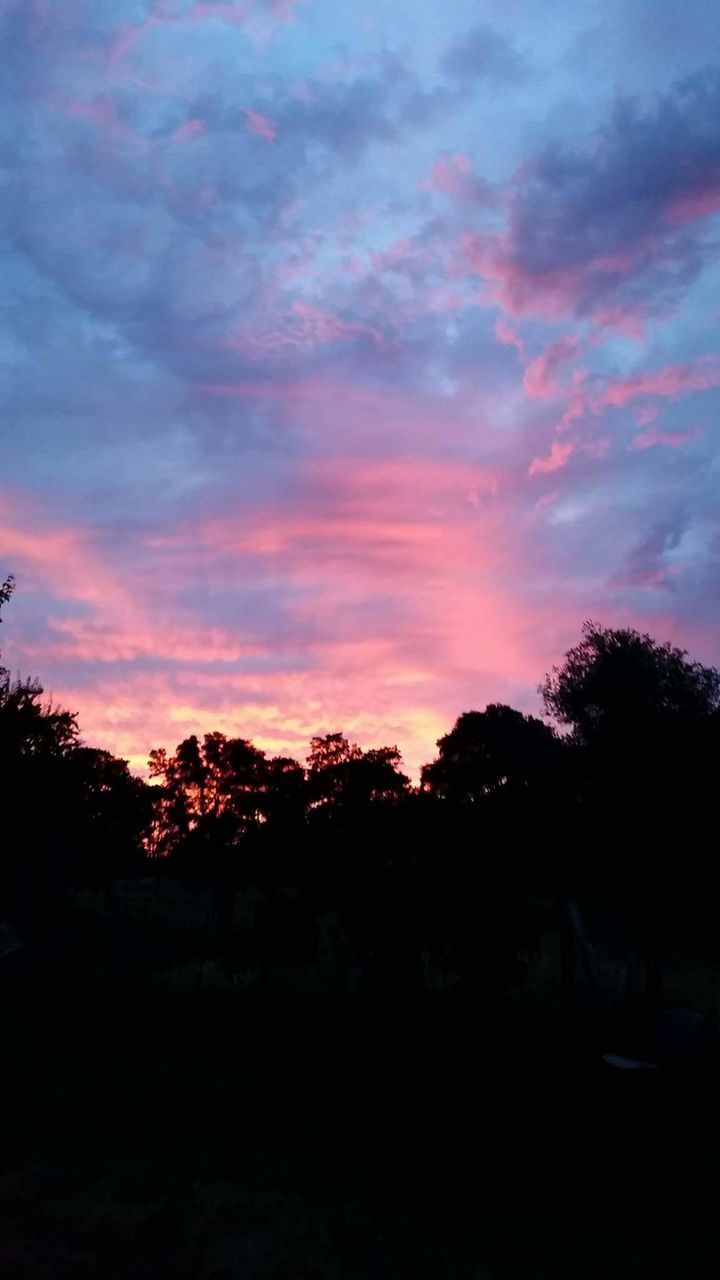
[2,921,720,1279]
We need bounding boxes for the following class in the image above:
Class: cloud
[172,116,206,140]
[528,441,575,476]
[0,489,276,667]
[223,300,386,361]
[466,67,720,322]
[611,514,685,591]
[550,355,720,437]
[107,0,307,69]
[441,24,528,84]
[0,3,467,413]
[4,0,720,781]
[522,335,582,400]
[1,461,552,778]
[494,317,525,357]
[599,357,720,409]
[526,354,718,479]
[632,426,700,451]
[420,152,493,204]
[243,106,277,141]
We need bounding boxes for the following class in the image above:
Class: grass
[2,973,720,1280]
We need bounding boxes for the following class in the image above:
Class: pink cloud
[592,306,649,341]
[223,301,385,357]
[528,355,716,476]
[2,455,561,781]
[243,106,277,141]
[110,2,304,72]
[598,356,720,409]
[461,140,720,326]
[0,494,257,667]
[636,404,660,427]
[632,426,700,451]
[421,153,495,206]
[463,231,605,320]
[556,370,589,433]
[494,317,525,357]
[528,441,575,475]
[371,236,431,278]
[172,116,206,141]
[6,449,711,783]
[193,375,520,461]
[424,287,465,314]
[421,153,473,197]
[48,668,455,781]
[64,97,121,130]
[462,230,659,329]
[665,185,720,226]
[551,357,719,442]
[534,490,560,511]
[141,456,545,772]
[109,20,153,71]
[290,300,384,347]
[522,335,582,400]
[581,437,611,460]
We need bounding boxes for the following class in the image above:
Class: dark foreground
[2,971,720,1280]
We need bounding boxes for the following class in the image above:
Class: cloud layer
[2,0,720,775]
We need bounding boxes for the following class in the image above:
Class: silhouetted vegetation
[3,577,720,1012]
[1,581,147,926]
[4,578,720,1279]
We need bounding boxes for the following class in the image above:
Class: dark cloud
[496,67,720,319]
[614,513,686,590]
[441,24,528,84]
[1,12,462,407]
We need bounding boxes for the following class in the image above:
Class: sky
[1,0,720,777]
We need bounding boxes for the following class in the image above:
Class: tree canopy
[4,575,720,993]
[1,577,151,909]
[540,620,720,747]
[421,704,559,802]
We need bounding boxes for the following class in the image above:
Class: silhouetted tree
[262,754,307,827]
[0,573,13,619]
[148,732,312,966]
[63,747,153,883]
[540,620,720,748]
[1,577,151,917]
[542,621,720,1020]
[540,621,720,850]
[307,733,362,808]
[148,732,270,856]
[308,733,410,809]
[421,704,559,802]
[2,581,78,911]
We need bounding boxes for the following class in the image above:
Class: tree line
[3,571,719,994]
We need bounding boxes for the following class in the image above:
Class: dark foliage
[3,575,720,999]
[1,578,151,920]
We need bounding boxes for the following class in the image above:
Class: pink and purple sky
[2,0,720,776]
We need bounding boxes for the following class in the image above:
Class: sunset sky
[2,0,720,776]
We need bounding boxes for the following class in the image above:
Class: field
[2,940,720,1280]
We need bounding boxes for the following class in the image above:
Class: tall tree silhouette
[540,621,720,846]
[421,704,558,802]
[540,621,720,747]
[541,621,720,1023]
[149,733,265,846]
[2,577,150,917]
[308,733,410,809]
